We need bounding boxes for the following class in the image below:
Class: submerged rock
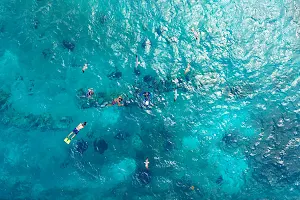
[222,133,238,147]
[151,176,172,193]
[182,136,200,151]
[132,134,143,151]
[32,19,39,29]
[221,131,247,151]
[114,131,130,140]
[209,151,249,194]
[133,195,155,200]
[103,158,137,187]
[0,24,4,33]
[99,14,108,24]
[108,71,122,79]
[133,168,151,186]
[86,131,95,139]
[75,139,88,154]
[224,84,254,98]
[164,140,175,152]
[174,179,191,193]
[216,175,223,184]
[229,86,241,96]
[42,48,53,59]
[0,89,10,108]
[62,40,75,51]
[59,116,73,126]
[143,75,153,83]
[11,180,33,199]
[99,107,120,127]
[93,139,108,154]
[247,114,300,188]
[134,68,140,76]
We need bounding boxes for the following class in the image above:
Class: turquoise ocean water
[0,0,299,199]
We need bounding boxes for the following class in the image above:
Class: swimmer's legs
[64,137,70,143]
[100,102,110,108]
[64,132,73,144]
[64,131,76,144]
[67,132,74,138]
[70,133,76,140]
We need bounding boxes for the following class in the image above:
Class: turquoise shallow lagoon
[0,0,299,199]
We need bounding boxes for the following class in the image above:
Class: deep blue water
[0,0,299,199]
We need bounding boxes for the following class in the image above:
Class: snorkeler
[111,96,124,106]
[134,55,141,75]
[64,122,87,144]
[174,89,179,102]
[86,88,94,98]
[142,92,151,106]
[102,96,124,107]
[191,27,200,40]
[172,78,179,86]
[143,39,151,54]
[185,63,191,75]
[82,63,88,73]
[135,55,140,68]
[144,158,149,169]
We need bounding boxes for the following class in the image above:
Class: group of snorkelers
[81,59,152,108]
[64,60,156,169]
[65,25,199,168]
[64,53,195,170]
[64,55,194,172]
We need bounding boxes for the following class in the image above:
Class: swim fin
[64,137,71,144]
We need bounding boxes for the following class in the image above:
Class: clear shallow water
[0,0,299,199]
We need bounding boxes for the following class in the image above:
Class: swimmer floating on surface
[64,122,87,144]
[82,63,88,73]
[185,63,191,75]
[110,96,124,106]
[135,55,141,68]
[86,88,94,98]
[144,158,149,169]
[191,27,200,40]
[134,55,141,75]
[102,96,124,107]
[142,92,151,107]
[174,89,179,102]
